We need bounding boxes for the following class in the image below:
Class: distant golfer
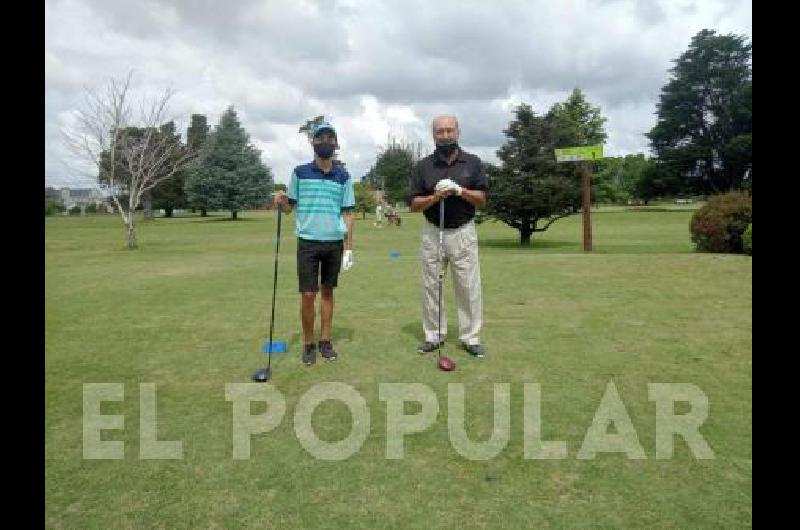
[409,115,489,358]
[274,121,355,366]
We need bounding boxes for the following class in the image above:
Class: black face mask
[435,142,459,158]
[314,144,336,160]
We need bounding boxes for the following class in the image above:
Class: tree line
[359,29,751,245]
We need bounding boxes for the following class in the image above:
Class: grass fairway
[45,207,752,528]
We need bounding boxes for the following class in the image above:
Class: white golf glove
[342,249,354,271]
[435,178,463,196]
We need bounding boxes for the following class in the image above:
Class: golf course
[45,206,752,528]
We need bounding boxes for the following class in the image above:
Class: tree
[199,106,273,219]
[63,72,196,249]
[184,114,212,216]
[354,181,377,219]
[647,29,752,193]
[45,198,64,216]
[99,123,188,217]
[634,160,686,204]
[150,122,189,217]
[593,154,654,204]
[487,90,607,245]
[45,187,64,216]
[365,136,422,205]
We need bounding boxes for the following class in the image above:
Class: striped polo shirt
[287,161,355,242]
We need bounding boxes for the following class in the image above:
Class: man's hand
[433,188,451,201]
[435,178,462,196]
[342,250,354,271]
[273,191,288,208]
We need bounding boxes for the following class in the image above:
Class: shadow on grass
[624,207,699,213]
[207,216,259,222]
[479,238,579,251]
[479,237,693,255]
[185,217,261,223]
[186,214,224,222]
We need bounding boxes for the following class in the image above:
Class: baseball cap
[311,122,337,138]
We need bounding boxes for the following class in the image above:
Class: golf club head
[438,356,456,371]
[262,341,288,354]
[251,367,272,382]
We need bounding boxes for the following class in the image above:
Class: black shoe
[463,343,485,358]
[302,343,317,365]
[319,340,338,361]
[417,340,444,354]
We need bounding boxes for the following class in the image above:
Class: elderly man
[409,115,489,358]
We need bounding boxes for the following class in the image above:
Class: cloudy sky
[45,0,751,188]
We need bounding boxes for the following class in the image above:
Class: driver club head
[437,356,456,372]
[251,367,272,382]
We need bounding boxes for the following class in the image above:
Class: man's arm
[410,188,451,212]
[458,189,487,209]
[409,160,453,212]
[342,210,353,250]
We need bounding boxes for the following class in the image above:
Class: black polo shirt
[409,148,489,228]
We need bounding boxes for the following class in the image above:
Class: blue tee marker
[262,341,288,354]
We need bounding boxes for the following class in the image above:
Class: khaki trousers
[420,220,483,345]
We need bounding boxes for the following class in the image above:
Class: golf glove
[342,249,354,271]
[435,178,462,196]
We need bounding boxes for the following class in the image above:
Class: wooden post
[581,162,592,252]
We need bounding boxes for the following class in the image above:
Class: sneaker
[417,340,444,354]
[319,340,338,361]
[463,343,485,358]
[302,343,317,365]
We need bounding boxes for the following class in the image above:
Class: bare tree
[63,72,196,249]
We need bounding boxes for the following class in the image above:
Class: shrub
[689,192,752,253]
[45,199,64,216]
[742,223,752,255]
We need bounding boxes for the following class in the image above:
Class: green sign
[554,145,604,162]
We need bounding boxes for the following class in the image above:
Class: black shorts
[297,238,344,293]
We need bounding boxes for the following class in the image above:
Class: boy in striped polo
[274,122,355,366]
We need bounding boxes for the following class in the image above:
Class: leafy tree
[488,89,607,245]
[647,29,752,193]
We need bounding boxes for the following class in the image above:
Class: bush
[742,223,752,255]
[68,205,82,216]
[45,199,64,216]
[689,191,752,253]
[85,203,97,214]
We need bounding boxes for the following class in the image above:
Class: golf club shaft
[267,207,282,370]
[438,199,444,358]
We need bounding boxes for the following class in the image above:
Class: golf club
[437,198,455,372]
[252,204,288,382]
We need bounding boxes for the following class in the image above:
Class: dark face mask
[314,143,336,160]
[435,142,459,158]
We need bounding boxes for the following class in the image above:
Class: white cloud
[45,0,751,187]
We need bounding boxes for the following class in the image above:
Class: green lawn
[45,208,752,528]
